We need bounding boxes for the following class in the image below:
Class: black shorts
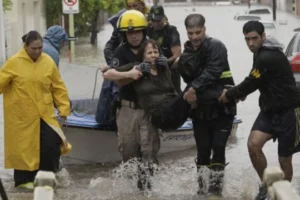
[252,107,300,157]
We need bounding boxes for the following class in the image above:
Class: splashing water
[86,156,260,200]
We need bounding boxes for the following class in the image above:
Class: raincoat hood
[108,8,127,29]
[19,47,40,62]
[44,25,68,51]
[262,35,284,51]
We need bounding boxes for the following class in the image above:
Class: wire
[71,67,102,118]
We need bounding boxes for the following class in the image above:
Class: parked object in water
[246,8,271,15]
[259,20,276,29]
[61,98,242,165]
[234,14,261,21]
[285,31,300,87]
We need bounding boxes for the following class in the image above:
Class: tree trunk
[90,10,100,46]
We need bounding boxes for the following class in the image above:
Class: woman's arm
[50,63,71,117]
[104,63,143,87]
[103,62,138,81]
[0,59,14,94]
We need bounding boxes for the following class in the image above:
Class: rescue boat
[61,99,242,165]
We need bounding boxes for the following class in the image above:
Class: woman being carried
[104,39,191,132]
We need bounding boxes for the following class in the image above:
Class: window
[296,36,300,53]
[236,15,261,21]
[262,23,276,29]
[285,35,296,57]
[22,3,27,34]
[34,1,40,31]
[248,9,271,14]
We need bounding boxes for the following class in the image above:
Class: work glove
[136,61,151,74]
[155,56,168,68]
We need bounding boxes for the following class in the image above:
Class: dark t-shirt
[116,63,177,113]
[147,24,181,61]
[112,44,138,102]
[226,47,300,112]
[135,69,177,113]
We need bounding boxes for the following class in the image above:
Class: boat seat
[64,112,242,131]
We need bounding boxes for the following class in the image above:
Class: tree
[90,0,124,45]
[45,0,124,40]
[101,0,125,16]
[45,0,63,29]
[3,0,12,12]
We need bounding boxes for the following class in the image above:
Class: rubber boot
[137,161,154,191]
[195,158,209,195]
[208,163,225,196]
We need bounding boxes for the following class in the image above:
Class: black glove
[155,56,168,68]
[136,61,151,74]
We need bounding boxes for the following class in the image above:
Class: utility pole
[0,0,6,66]
[62,0,79,63]
[69,13,75,62]
[272,0,277,21]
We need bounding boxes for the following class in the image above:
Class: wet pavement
[1,4,300,200]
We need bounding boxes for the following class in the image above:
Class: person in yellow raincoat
[0,31,71,189]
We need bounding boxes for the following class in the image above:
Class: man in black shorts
[219,21,300,200]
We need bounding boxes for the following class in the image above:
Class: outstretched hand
[218,89,229,103]
[100,66,109,73]
[59,116,66,127]
[136,61,152,74]
[183,87,197,104]
[127,66,143,80]
[155,56,168,68]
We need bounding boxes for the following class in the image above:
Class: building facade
[4,0,47,58]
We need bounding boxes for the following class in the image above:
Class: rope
[71,67,102,118]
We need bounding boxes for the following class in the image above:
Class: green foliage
[3,0,13,12]
[101,0,125,15]
[45,0,124,36]
[45,0,62,28]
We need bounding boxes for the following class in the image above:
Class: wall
[276,0,287,11]
[296,0,300,15]
[4,0,47,57]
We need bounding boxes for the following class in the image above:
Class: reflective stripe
[220,71,232,79]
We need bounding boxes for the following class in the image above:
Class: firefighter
[178,14,236,197]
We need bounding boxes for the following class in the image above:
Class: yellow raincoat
[0,48,70,171]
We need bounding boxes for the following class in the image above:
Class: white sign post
[63,0,79,14]
[62,0,79,63]
[145,0,154,8]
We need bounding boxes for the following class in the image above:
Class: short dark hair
[184,14,205,28]
[22,31,43,46]
[136,39,162,62]
[243,21,265,36]
[21,34,27,43]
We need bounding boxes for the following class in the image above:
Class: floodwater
[1,4,300,200]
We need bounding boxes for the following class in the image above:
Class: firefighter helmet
[117,10,148,32]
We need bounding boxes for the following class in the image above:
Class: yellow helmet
[125,0,145,5]
[117,10,148,32]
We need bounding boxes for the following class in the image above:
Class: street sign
[145,0,153,7]
[63,0,79,14]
